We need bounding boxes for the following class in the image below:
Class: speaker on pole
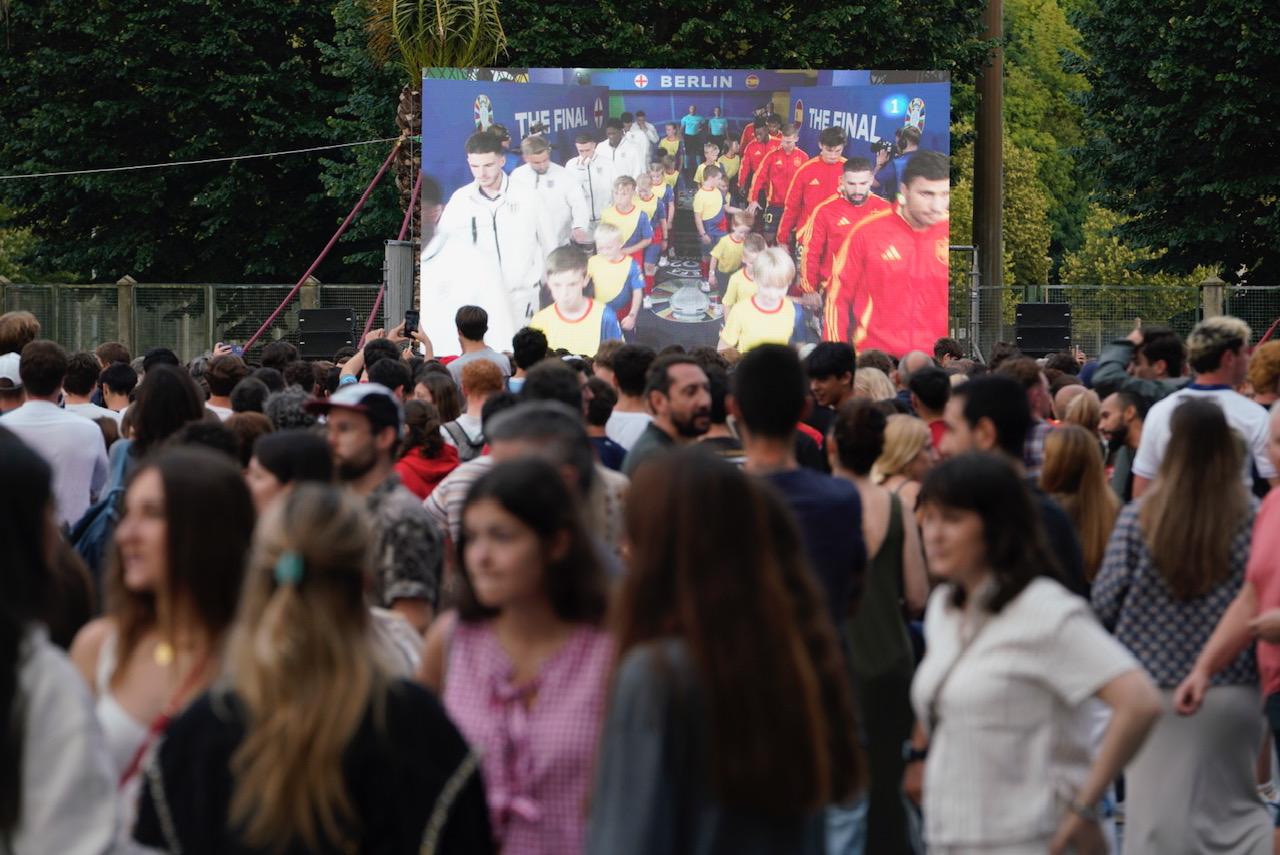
[298,308,356,360]
[1015,303,1071,357]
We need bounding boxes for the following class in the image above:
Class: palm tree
[365,0,508,237]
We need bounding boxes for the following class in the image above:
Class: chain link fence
[4,280,1277,363]
[2,282,380,361]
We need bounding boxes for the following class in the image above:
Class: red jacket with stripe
[775,157,846,247]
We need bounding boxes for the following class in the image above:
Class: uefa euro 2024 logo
[473,94,494,131]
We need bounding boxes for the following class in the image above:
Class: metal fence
[949,283,1280,360]
[4,279,1278,362]
[1,282,382,361]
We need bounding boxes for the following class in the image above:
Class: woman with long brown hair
[1040,424,1119,582]
[132,483,492,853]
[69,446,254,833]
[419,457,611,855]
[395,399,459,500]
[587,449,861,853]
[1093,399,1270,852]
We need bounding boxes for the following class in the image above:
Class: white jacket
[599,137,647,184]
[436,174,543,296]
[419,230,520,354]
[564,153,619,226]
[626,124,658,168]
[509,161,590,255]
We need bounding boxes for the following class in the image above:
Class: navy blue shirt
[591,435,627,472]
[762,469,867,627]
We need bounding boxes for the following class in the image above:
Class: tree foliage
[0,0,367,283]
[1073,0,1280,281]
[499,0,990,79]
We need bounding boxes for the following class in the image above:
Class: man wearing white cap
[306,383,443,634]
[0,352,23,415]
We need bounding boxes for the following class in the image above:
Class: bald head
[896,350,935,389]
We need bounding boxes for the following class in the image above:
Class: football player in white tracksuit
[599,119,647,184]
[509,135,591,256]
[437,132,544,326]
[565,133,618,231]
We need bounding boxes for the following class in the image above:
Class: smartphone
[230,344,245,357]
[404,309,419,336]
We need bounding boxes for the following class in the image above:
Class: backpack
[70,438,132,599]
[442,420,485,462]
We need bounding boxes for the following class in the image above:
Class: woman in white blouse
[1,430,116,854]
[909,453,1161,854]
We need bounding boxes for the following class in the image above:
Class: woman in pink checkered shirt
[420,458,611,855]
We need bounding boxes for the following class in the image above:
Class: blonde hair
[872,414,930,483]
[225,485,386,852]
[612,174,636,191]
[1062,389,1101,433]
[1187,315,1251,372]
[1040,425,1118,580]
[732,210,755,229]
[853,367,896,402]
[593,222,622,247]
[752,247,795,294]
[635,171,653,189]
[546,244,588,277]
[743,233,767,258]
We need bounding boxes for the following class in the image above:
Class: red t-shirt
[1247,489,1280,696]
[928,418,947,451]
[826,210,950,356]
[776,158,847,246]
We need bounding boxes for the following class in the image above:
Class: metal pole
[974,0,1004,357]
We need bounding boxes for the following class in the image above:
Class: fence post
[300,275,320,310]
[0,275,9,311]
[204,285,217,353]
[1200,274,1225,319]
[116,276,136,353]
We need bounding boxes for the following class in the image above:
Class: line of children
[586,223,645,332]
[723,233,766,310]
[708,211,754,295]
[530,245,623,357]
[717,247,809,358]
[599,175,653,271]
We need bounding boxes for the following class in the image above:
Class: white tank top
[94,630,150,781]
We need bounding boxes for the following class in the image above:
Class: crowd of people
[5,299,1280,855]
[426,103,948,357]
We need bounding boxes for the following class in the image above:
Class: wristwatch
[1066,798,1103,822]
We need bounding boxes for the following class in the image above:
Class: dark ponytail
[399,399,446,460]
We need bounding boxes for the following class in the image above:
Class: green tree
[1004,0,1088,264]
[499,0,990,76]
[1073,0,1280,281]
[1059,204,1205,341]
[0,0,359,283]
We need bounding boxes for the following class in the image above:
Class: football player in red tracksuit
[826,150,951,355]
[775,126,849,251]
[739,119,779,198]
[747,123,807,244]
[799,157,892,312]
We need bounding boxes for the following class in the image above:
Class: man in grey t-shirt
[447,305,511,387]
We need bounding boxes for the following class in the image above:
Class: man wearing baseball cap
[307,383,443,633]
[0,352,22,415]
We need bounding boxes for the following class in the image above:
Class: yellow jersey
[662,169,680,190]
[658,137,681,159]
[722,267,756,309]
[633,191,663,229]
[600,204,652,248]
[587,254,644,309]
[721,296,805,353]
[718,154,741,182]
[529,299,622,357]
[692,187,725,231]
[710,233,747,274]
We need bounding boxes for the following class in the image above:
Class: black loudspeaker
[1015,302,1071,357]
[298,308,356,360]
